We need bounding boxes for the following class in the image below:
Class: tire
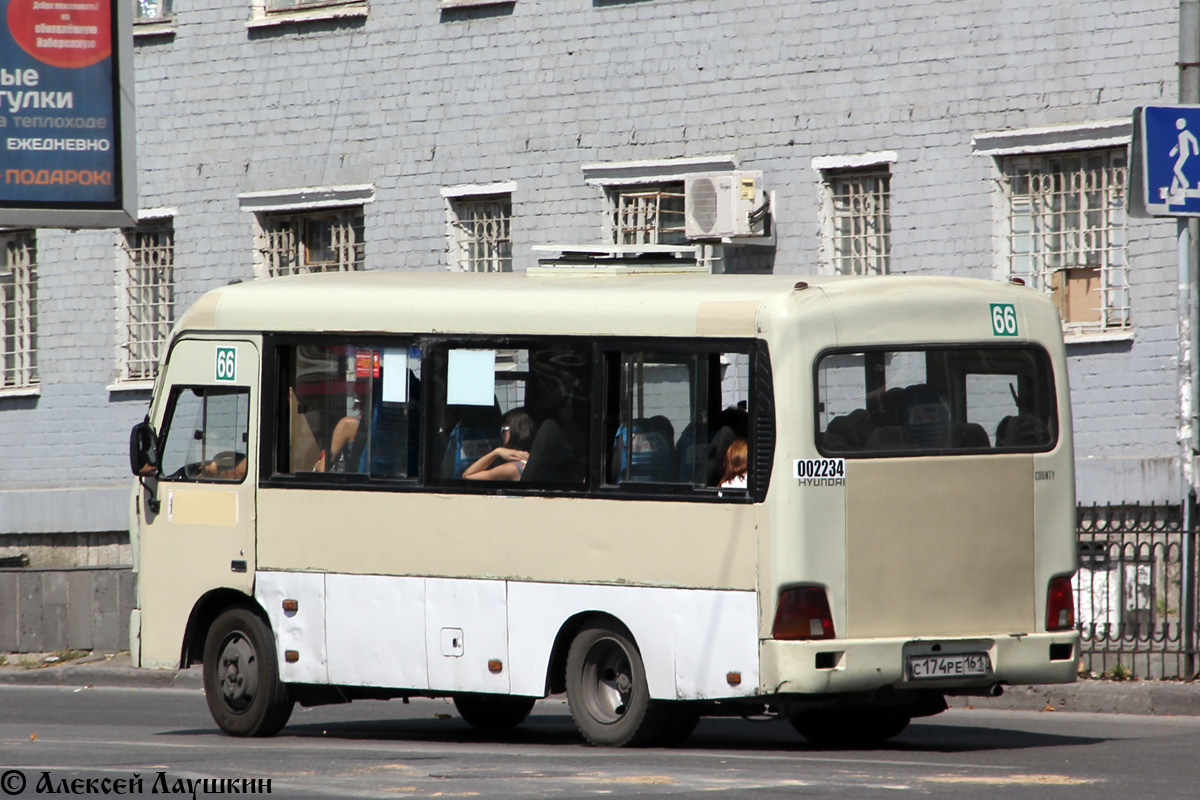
[790,708,910,748]
[203,605,294,737]
[564,622,666,747]
[453,694,536,731]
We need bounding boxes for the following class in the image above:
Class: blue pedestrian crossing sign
[1136,105,1200,217]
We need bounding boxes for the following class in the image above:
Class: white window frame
[442,183,514,273]
[114,212,175,388]
[0,229,38,394]
[813,152,896,277]
[246,0,367,29]
[133,0,174,34]
[974,120,1132,340]
[240,185,373,278]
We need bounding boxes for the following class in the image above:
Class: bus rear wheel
[565,622,665,747]
[202,606,294,737]
[790,708,910,748]
[453,694,536,731]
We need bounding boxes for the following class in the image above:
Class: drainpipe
[1180,0,1200,678]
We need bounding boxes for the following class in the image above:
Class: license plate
[908,653,991,680]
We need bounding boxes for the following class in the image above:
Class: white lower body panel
[256,571,758,700]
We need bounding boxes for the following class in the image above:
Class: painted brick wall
[0,0,1185,532]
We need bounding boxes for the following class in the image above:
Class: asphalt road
[2,685,1199,799]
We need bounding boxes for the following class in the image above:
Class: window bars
[824,168,891,276]
[1001,149,1130,333]
[1,230,37,390]
[451,197,512,273]
[613,186,687,246]
[121,219,174,382]
[261,208,364,276]
[134,0,172,22]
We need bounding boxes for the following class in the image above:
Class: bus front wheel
[453,694,536,731]
[202,606,294,737]
[790,708,910,748]
[565,623,665,747]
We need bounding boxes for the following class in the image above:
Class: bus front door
[135,338,260,669]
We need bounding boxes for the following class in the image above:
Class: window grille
[260,207,364,277]
[134,0,172,22]
[1000,149,1129,333]
[450,196,512,272]
[823,167,891,276]
[121,219,174,382]
[612,185,686,246]
[1,230,37,390]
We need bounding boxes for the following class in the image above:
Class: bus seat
[899,384,951,447]
[865,426,914,452]
[675,421,710,483]
[611,416,675,483]
[522,419,579,483]
[439,405,502,479]
[825,409,871,451]
[995,414,1050,448]
[949,422,991,450]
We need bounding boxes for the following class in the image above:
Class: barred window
[259,207,364,277]
[1000,149,1129,333]
[120,219,174,382]
[449,195,512,273]
[821,167,891,276]
[134,0,172,22]
[611,184,686,246]
[1,230,37,390]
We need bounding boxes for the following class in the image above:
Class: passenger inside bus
[717,437,748,489]
[462,408,536,481]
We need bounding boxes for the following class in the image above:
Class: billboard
[0,0,135,227]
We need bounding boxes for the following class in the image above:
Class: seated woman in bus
[718,437,748,489]
[463,408,536,481]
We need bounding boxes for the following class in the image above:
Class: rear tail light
[1046,576,1075,631]
[772,586,836,640]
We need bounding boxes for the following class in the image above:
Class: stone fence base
[0,566,134,653]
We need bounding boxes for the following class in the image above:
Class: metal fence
[1075,503,1198,680]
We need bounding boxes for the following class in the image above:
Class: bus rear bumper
[759,632,1080,697]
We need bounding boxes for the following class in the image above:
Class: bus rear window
[816,346,1058,456]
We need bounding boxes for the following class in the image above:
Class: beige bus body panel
[257,491,759,590]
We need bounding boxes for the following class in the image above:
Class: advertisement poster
[1,0,132,220]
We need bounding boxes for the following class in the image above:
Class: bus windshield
[816,345,1058,456]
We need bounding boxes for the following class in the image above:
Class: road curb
[0,655,202,690]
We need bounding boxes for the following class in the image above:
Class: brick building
[0,0,1185,648]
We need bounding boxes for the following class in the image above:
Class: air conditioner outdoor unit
[684,170,766,239]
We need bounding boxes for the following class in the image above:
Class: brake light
[772,586,835,640]
[1046,576,1075,631]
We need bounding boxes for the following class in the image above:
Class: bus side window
[158,387,250,483]
[606,350,748,490]
[279,342,421,479]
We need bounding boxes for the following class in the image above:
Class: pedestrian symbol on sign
[1135,105,1200,217]
[1167,118,1200,205]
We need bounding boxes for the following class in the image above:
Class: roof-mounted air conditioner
[684,170,769,240]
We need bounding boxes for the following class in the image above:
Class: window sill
[1063,329,1135,346]
[0,385,41,399]
[247,3,367,28]
[133,22,176,37]
[439,0,510,7]
[108,380,155,393]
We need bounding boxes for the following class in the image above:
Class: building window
[1000,149,1129,333]
[119,218,174,382]
[820,167,891,276]
[1,230,37,390]
[449,195,512,273]
[610,184,686,246]
[258,207,364,277]
[134,0,173,22]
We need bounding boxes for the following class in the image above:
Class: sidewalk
[2,653,1198,716]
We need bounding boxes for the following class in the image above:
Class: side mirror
[130,420,160,476]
